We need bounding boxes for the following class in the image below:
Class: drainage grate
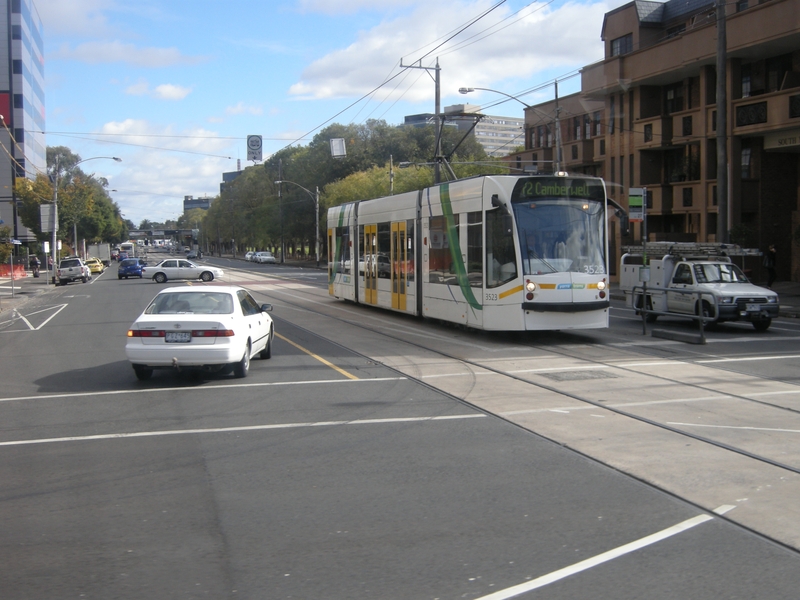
[538,370,619,382]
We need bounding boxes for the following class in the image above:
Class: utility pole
[716,0,729,243]
[400,57,443,183]
[554,80,563,173]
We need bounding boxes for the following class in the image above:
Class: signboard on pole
[40,204,57,233]
[629,187,644,223]
[247,135,262,162]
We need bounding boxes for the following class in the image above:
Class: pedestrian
[764,244,777,288]
[29,255,40,277]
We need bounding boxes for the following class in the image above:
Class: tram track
[236,267,800,477]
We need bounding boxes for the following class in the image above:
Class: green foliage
[0,224,12,263]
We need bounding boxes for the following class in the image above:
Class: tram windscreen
[511,177,606,276]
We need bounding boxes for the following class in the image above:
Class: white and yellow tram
[327,174,610,331]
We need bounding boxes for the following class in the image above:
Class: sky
[37,0,630,227]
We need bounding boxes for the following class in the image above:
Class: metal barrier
[630,286,718,344]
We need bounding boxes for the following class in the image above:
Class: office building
[0,0,45,243]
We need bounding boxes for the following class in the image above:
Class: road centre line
[0,414,486,447]
[474,506,734,600]
[0,377,406,404]
[668,422,800,434]
[275,332,359,380]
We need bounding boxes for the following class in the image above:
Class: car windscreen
[145,292,234,315]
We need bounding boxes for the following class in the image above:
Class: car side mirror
[260,304,273,312]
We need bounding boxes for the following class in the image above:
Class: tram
[327,173,611,331]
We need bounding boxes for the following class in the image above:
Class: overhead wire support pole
[273,180,320,268]
[400,57,444,184]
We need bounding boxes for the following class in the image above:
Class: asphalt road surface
[1,262,799,599]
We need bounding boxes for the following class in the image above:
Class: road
[1,258,799,599]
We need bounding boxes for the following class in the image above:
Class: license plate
[166,332,192,343]
[745,303,760,312]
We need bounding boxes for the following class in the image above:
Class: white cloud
[297,0,418,15]
[35,0,119,37]
[153,84,193,101]
[225,102,264,116]
[289,1,609,103]
[51,41,207,68]
[123,81,192,101]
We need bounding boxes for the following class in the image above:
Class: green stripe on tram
[439,183,482,311]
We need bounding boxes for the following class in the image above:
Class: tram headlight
[596,280,606,291]
[525,281,536,293]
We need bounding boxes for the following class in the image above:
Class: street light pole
[274,180,320,267]
[459,86,564,172]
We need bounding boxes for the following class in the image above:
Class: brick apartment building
[506,0,800,281]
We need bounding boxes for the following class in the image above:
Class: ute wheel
[118,275,123,280]
[154,272,167,284]
[233,342,251,378]
[753,318,771,332]
[260,329,272,359]
[696,300,717,327]
[200,271,214,282]
[133,365,153,381]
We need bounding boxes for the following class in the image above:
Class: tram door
[391,221,407,311]
[363,224,377,305]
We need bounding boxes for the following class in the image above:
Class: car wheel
[59,279,66,286]
[118,275,122,280]
[154,272,167,283]
[260,329,272,359]
[233,342,251,378]
[200,271,214,282]
[753,317,771,331]
[133,365,153,381]
[82,276,88,283]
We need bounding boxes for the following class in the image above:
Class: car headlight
[768,296,778,303]
[720,297,734,304]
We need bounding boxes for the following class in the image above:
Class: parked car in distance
[56,257,91,285]
[143,259,224,283]
[85,257,105,274]
[125,285,274,380]
[118,258,147,279]
[187,250,199,259]
[253,251,276,264]
[244,251,255,262]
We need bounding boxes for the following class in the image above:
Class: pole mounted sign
[247,135,262,162]
[629,188,644,223]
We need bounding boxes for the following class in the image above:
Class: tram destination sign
[514,177,605,202]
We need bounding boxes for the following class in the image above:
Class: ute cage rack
[622,242,762,261]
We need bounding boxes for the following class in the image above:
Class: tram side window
[377,222,391,261]
[429,215,458,284]
[467,212,482,288]
[406,219,415,282]
[486,209,517,288]
[337,226,351,275]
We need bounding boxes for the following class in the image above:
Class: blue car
[118,258,146,279]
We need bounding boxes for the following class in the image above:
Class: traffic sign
[247,135,262,162]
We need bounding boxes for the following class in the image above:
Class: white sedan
[143,259,224,283]
[253,251,276,264]
[126,286,274,380]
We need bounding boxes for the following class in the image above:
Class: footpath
[3,260,800,319]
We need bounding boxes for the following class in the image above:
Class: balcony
[635,116,672,148]
[671,183,703,213]
[671,109,702,141]
[733,87,800,134]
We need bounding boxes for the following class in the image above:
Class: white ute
[620,242,779,331]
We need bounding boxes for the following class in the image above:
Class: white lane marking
[474,511,721,600]
[697,354,800,364]
[501,395,732,416]
[668,422,800,434]
[0,414,486,447]
[0,304,69,332]
[0,377,407,404]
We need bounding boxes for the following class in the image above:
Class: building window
[644,124,653,142]
[610,96,615,135]
[573,117,581,141]
[741,147,752,179]
[666,24,686,38]
[629,91,634,130]
[682,116,693,136]
[13,94,23,109]
[516,156,522,170]
[767,54,792,93]
[665,83,683,114]
[619,156,624,189]
[14,129,24,143]
[571,145,578,160]
[12,60,23,75]
[584,114,592,139]
[11,24,22,40]
[594,111,602,136]
[629,154,634,187]
[790,95,800,119]
[741,64,752,98]
[610,157,616,186]
[682,188,693,207]
[611,34,633,57]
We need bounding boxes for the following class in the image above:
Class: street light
[459,86,563,172]
[273,180,320,268]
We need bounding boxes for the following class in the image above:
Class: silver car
[253,251,276,264]
[143,259,224,283]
